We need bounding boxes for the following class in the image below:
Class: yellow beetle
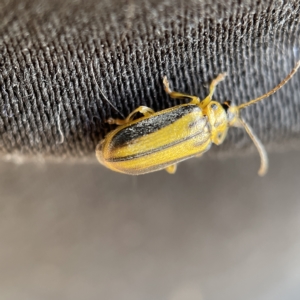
[96,61,300,175]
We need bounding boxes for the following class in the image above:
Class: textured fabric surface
[0,0,300,159]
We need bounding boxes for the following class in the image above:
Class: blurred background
[1,150,300,300]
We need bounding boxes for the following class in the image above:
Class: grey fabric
[1,151,300,300]
[0,0,300,159]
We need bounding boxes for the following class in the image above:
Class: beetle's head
[221,100,241,127]
[203,101,228,145]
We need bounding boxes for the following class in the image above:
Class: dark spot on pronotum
[211,103,218,110]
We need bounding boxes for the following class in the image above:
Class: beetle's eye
[211,104,218,110]
[222,101,231,112]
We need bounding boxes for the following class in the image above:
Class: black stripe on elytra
[110,105,200,149]
[107,118,209,162]
[117,153,201,175]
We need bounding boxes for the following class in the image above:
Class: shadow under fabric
[0,0,300,161]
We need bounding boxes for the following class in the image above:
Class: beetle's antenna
[238,60,300,110]
[238,117,268,176]
[90,61,125,119]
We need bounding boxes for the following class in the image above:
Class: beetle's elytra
[96,61,300,175]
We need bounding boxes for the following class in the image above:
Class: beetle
[95,61,300,175]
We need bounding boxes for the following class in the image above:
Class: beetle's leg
[200,73,227,109]
[165,164,177,174]
[163,76,201,105]
[107,106,155,125]
[236,117,268,176]
[125,106,155,120]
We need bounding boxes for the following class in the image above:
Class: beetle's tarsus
[165,164,177,174]
[106,117,127,125]
[163,76,172,94]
